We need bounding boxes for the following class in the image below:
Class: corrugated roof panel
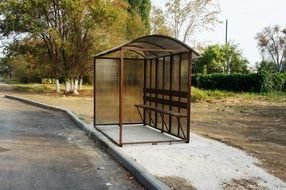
[94,35,199,58]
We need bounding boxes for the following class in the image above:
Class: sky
[152,0,286,66]
[1,0,285,66]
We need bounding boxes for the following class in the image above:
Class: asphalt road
[0,81,143,190]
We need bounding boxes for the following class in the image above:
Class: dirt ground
[2,84,285,183]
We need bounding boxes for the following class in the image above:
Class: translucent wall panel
[179,110,188,138]
[145,60,151,125]
[123,59,144,123]
[95,59,119,124]
[156,58,164,131]
[172,54,180,100]
[180,53,190,138]
[145,60,150,89]
[151,59,156,129]
[180,53,189,91]
[164,57,170,91]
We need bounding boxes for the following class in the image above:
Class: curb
[5,95,170,190]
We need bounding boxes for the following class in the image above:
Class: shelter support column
[119,48,124,146]
[187,52,192,143]
[143,59,147,125]
[169,55,173,133]
[93,58,96,127]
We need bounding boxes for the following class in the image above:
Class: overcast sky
[1,0,285,66]
[153,0,286,66]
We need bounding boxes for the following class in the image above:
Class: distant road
[0,80,142,190]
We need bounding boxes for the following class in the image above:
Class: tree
[126,13,148,40]
[0,57,11,78]
[125,0,151,32]
[2,37,56,83]
[0,0,143,93]
[193,43,248,74]
[150,7,172,36]
[159,0,221,43]
[256,60,276,73]
[255,25,286,72]
[1,0,105,92]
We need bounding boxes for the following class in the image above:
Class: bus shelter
[93,35,199,146]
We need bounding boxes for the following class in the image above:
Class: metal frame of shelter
[93,35,199,146]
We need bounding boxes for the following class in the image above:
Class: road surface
[0,81,143,190]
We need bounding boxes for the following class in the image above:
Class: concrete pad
[122,133,286,190]
[96,124,180,144]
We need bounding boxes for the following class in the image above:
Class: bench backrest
[143,88,188,109]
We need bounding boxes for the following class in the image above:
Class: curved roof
[94,35,200,59]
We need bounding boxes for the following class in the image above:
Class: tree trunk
[79,77,83,90]
[70,79,74,92]
[65,79,70,93]
[74,78,79,95]
[55,79,60,93]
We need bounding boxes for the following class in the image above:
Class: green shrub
[192,73,286,92]
[260,72,286,92]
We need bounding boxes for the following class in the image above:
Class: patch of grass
[191,87,235,102]
[205,89,235,99]
[13,84,52,93]
[191,87,286,102]
[191,87,207,102]
[2,78,54,94]
[247,92,286,102]
[2,78,94,95]
[1,78,20,84]
[262,92,286,102]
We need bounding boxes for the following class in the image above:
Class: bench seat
[135,104,187,118]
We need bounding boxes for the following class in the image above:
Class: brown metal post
[149,59,152,126]
[93,58,96,127]
[155,58,158,129]
[169,55,173,133]
[178,54,182,136]
[187,52,193,143]
[119,48,124,146]
[143,59,147,125]
[162,57,165,130]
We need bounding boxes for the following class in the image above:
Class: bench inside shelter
[135,88,188,139]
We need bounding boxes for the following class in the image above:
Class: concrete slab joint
[4,95,170,190]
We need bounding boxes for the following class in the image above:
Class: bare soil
[159,176,196,190]
[222,177,265,190]
[2,82,285,182]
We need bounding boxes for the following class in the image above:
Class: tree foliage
[1,0,113,78]
[193,44,248,74]
[0,0,147,91]
[256,60,277,74]
[255,25,286,72]
[125,0,151,32]
[151,0,221,43]
[150,6,172,36]
[192,73,286,92]
[0,57,11,77]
